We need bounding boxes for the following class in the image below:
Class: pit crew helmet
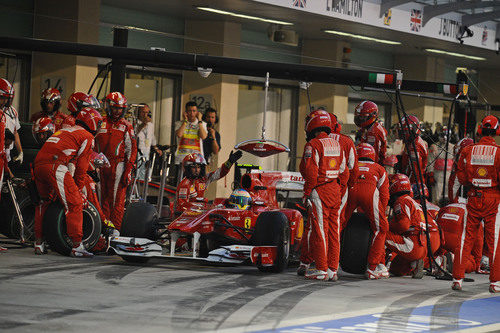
[453,137,474,157]
[411,183,429,200]
[67,92,92,116]
[90,151,110,169]
[356,143,376,162]
[104,92,127,121]
[305,109,331,141]
[88,94,101,110]
[389,173,412,197]
[32,116,55,145]
[40,88,61,114]
[0,78,14,108]
[76,107,103,136]
[182,152,207,179]
[228,189,252,210]
[354,101,378,128]
[477,115,500,136]
[329,113,342,134]
[398,115,421,141]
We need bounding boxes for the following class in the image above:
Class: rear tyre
[340,212,373,274]
[252,211,290,273]
[121,202,158,239]
[43,201,101,256]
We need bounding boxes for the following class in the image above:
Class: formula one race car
[111,170,305,272]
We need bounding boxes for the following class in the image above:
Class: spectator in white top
[136,103,161,180]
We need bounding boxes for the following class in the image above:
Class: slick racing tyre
[252,211,290,273]
[43,201,101,256]
[0,183,36,241]
[121,202,158,240]
[340,212,373,274]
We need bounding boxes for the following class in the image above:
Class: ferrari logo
[244,217,251,230]
[329,159,337,168]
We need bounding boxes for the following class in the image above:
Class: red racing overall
[359,122,387,165]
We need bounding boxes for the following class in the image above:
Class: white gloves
[13,151,23,164]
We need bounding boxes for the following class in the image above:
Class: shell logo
[329,159,337,168]
[477,168,487,177]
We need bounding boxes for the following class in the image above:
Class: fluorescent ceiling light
[323,29,401,45]
[425,48,486,61]
[197,7,293,26]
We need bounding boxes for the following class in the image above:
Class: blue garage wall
[99,4,184,52]
[350,45,395,71]
[240,29,301,64]
[0,0,34,38]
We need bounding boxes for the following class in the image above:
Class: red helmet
[0,78,14,107]
[411,183,429,199]
[454,137,474,156]
[329,113,341,134]
[32,116,55,145]
[398,115,421,141]
[182,152,207,179]
[354,101,378,128]
[76,107,103,136]
[40,88,61,114]
[477,115,500,136]
[305,110,331,139]
[389,173,412,197]
[356,143,376,162]
[67,92,92,115]
[104,92,127,120]
[90,151,110,169]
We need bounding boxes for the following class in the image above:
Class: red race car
[111,170,305,273]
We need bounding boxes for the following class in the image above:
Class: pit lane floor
[1,239,499,333]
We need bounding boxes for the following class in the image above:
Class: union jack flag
[292,0,306,8]
[410,9,422,32]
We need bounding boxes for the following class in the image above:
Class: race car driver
[448,137,474,203]
[436,202,484,274]
[33,107,103,257]
[300,110,347,281]
[344,143,389,279]
[398,115,429,183]
[386,174,428,278]
[30,88,69,131]
[452,115,500,293]
[175,150,242,213]
[95,92,137,231]
[355,101,387,165]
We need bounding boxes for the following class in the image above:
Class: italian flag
[437,84,458,94]
[368,73,394,85]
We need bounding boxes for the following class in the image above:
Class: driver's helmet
[182,152,206,179]
[228,189,252,210]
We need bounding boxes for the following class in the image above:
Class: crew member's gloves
[302,194,312,208]
[228,150,243,164]
[13,151,23,164]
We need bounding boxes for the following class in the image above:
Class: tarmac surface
[1,238,500,333]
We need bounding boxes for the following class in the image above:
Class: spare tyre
[121,202,158,240]
[43,201,101,256]
[252,211,290,273]
[340,212,373,274]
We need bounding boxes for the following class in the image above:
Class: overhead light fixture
[323,29,401,45]
[197,7,293,26]
[425,48,486,61]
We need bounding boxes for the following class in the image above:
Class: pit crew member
[30,88,69,131]
[95,92,137,231]
[33,108,102,257]
[386,174,428,278]
[452,115,500,293]
[398,115,428,183]
[344,143,389,279]
[62,92,93,128]
[355,101,387,165]
[300,110,347,280]
[175,150,242,213]
[448,137,474,203]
